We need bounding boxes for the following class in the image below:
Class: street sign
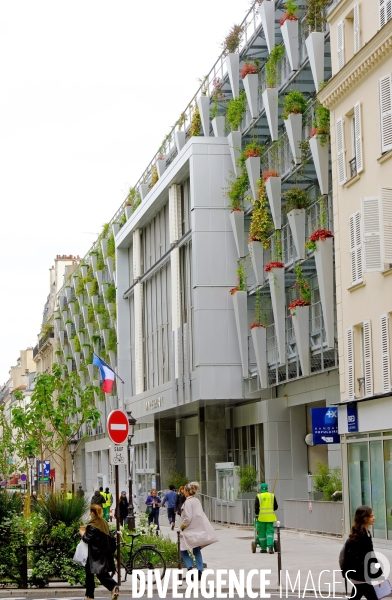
[109,444,128,466]
[347,403,359,432]
[20,474,27,482]
[107,410,129,444]
[311,407,339,444]
[38,461,50,480]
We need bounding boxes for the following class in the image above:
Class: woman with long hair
[344,505,379,600]
[80,504,119,600]
[175,486,186,516]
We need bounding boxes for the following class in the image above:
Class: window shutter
[337,21,345,71]
[354,102,363,173]
[381,187,392,263]
[379,0,392,27]
[381,314,391,392]
[363,320,373,396]
[349,211,363,284]
[379,75,392,153]
[362,196,383,272]
[336,116,347,185]
[347,327,355,400]
[354,4,360,53]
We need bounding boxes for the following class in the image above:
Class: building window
[379,75,392,154]
[349,211,363,285]
[379,0,392,29]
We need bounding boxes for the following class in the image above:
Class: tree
[0,405,17,481]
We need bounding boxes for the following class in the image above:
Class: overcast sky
[0,1,250,384]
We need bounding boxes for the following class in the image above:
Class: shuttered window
[380,75,392,153]
[381,314,391,392]
[349,211,363,284]
[336,117,347,185]
[362,196,383,272]
[379,0,392,28]
[381,188,392,264]
[363,320,373,396]
[347,327,355,400]
[354,4,360,54]
[354,102,363,173]
[337,21,345,71]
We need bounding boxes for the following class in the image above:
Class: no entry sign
[107,409,129,444]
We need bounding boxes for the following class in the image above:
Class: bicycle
[111,533,166,584]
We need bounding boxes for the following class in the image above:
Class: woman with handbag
[343,505,381,600]
[145,489,161,534]
[79,504,119,600]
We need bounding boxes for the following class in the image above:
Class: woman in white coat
[179,482,218,580]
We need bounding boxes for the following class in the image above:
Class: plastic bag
[73,539,88,566]
[374,581,392,600]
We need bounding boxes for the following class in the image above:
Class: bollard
[274,521,282,586]
[21,545,28,589]
[177,530,182,570]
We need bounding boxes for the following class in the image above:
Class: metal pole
[71,453,75,495]
[21,545,28,589]
[115,464,121,587]
[177,530,182,570]
[127,436,135,531]
[276,521,282,586]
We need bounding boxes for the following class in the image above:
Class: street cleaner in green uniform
[255,482,278,554]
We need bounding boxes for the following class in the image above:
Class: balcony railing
[33,330,54,358]
[246,301,338,393]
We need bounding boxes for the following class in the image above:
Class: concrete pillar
[116,247,132,405]
[155,417,177,490]
[203,405,226,497]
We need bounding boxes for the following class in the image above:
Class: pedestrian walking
[175,486,186,516]
[162,485,177,530]
[80,504,119,600]
[76,485,85,498]
[91,489,104,506]
[102,487,112,522]
[255,482,278,554]
[66,490,72,500]
[145,489,161,533]
[117,491,129,527]
[342,505,379,600]
[179,482,218,581]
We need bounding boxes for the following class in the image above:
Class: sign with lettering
[145,397,164,411]
[347,403,359,432]
[109,444,128,466]
[311,407,339,444]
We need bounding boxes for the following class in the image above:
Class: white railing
[198,493,254,526]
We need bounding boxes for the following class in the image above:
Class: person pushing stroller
[255,482,278,554]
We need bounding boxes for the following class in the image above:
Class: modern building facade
[319,0,392,542]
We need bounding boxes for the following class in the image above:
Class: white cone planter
[245,156,261,202]
[284,113,302,164]
[139,184,149,200]
[87,364,94,382]
[81,265,88,278]
[101,238,108,259]
[96,270,103,288]
[156,159,166,178]
[82,305,88,324]
[109,351,116,369]
[212,116,225,137]
[287,208,306,260]
[112,222,120,237]
[262,88,278,141]
[268,267,286,365]
[106,257,115,280]
[265,176,282,229]
[259,0,275,53]
[197,96,210,137]
[226,53,240,99]
[281,19,299,71]
[74,352,81,370]
[227,131,242,176]
[314,238,334,349]
[62,309,68,323]
[66,323,72,339]
[175,131,186,153]
[83,345,90,359]
[91,254,98,273]
[232,291,248,377]
[87,323,94,339]
[309,136,329,194]
[92,295,99,308]
[305,32,325,91]
[249,241,264,285]
[243,74,259,120]
[291,305,310,376]
[67,359,73,375]
[125,205,133,220]
[59,330,65,346]
[65,287,71,302]
[73,314,80,332]
[229,210,245,258]
[251,325,268,388]
[102,329,110,348]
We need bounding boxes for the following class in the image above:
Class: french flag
[92,353,116,393]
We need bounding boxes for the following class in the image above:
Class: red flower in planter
[263,169,279,181]
[245,148,261,158]
[229,286,239,295]
[309,127,319,138]
[265,261,285,272]
[231,207,243,213]
[241,63,258,79]
[289,298,311,311]
[308,229,334,242]
[280,13,298,26]
[250,322,266,330]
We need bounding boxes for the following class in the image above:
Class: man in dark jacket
[162,485,177,530]
[118,491,129,526]
[91,490,104,506]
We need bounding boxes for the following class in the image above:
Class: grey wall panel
[208,155,228,208]
[191,155,210,207]
[193,232,213,286]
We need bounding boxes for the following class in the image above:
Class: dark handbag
[146,505,152,516]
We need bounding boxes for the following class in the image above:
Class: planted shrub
[281,90,307,119]
[265,45,285,88]
[226,91,247,131]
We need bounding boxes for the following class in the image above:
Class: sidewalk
[2,523,392,595]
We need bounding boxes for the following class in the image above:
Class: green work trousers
[103,506,110,521]
[256,521,274,550]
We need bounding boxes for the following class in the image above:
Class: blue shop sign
[311,407,340,444]
[38,460,50,480]
[347,403,359,432]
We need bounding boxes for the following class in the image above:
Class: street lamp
[28,455,35,496]
[68,437,78,495]
[126,411,137,531]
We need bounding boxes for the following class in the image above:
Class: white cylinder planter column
[284,113,302,164]
[251,325,268,388]
[156,159,166,178]
[226,53,240,98]
[262,88,278,141]
[197,96,210,137]
[314,237,334,349]
[305,32,325,91]
[139,184,149,200]
[291,305,310,376]
[227,131,242,176]
[309,136,329,194]
[245,156,261,202]
[249,240,264,285]
[232,290,248,377]
[212,116,225,137]
[265,176,282,229]
[259,0,275,53]
[243,73,259,120]
[174,131,186,153]
[281,19,299,71]
[268,266,286,365]
[229,210,245,258]
[287,208,306,260]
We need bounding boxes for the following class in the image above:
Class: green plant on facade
[311,102,330,146]
[248,180,274,248]
[166,470,188,489]
[105,284,116,304]
[222,23,244,54]
[304,0,330,32]
[237,263,246,291]
[265,45,285,88]
[226,91,247,131]
[244,140,264,158]
[90,278,99,297]
[272,230,283,261]
[237,464,258,493]
[313,461,342,501]
[189,104,201,137]
[294,263,311,303]
[283,187,311,212]
[107,234,115,260]
[87,304,95,324]
[227,170,249,211]
[211,77,225,120]
[177,112,187,131]
[151,165,159,187]
[73,336,81,353]
[108,328,117,353]
[281,90,307,120]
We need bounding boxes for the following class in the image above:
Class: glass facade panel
[384,440,392,540]
[348,441,371,525]
[369,441,386,539]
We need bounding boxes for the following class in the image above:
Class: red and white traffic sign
[107,410,129,444]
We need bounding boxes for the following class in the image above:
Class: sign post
[107,410,129,587]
